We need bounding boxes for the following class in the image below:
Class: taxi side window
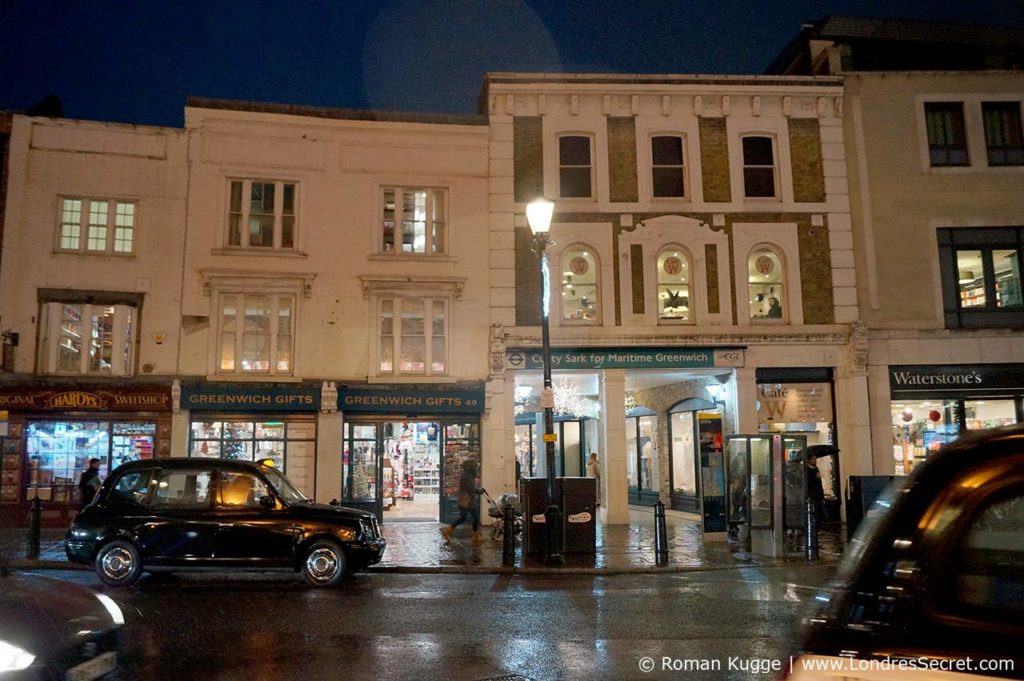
[150,470,213,509]
[953,494,1024,614]
[111,470,155,506]
[216,472,267,509]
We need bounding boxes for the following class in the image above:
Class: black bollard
[27,497,42,560]
[805,497,819,561]
[502,501,515,566]
[654,500,669,567]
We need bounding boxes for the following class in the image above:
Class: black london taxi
[785,426,1024,680]
[66,458,385,587]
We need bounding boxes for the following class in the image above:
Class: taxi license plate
[66,651,117,681]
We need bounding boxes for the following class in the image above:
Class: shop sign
[181,385,320,412]
[568,512,592,523]
[339,387,485,414]
[506,347,744,370]
[756,383,832,424]
[0,386,171,411]
[889,364,1024,399]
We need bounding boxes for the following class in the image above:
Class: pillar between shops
[735,367,758,434]
[316,411,343,504]
[481,377,516,522]
[601,369,629,524]
[170,409,190,458]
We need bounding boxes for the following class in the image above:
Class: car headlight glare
[0,639,35,671]
[96,593,125,626]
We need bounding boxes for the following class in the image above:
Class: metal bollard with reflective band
[27,497,42,560]
[805,497,820,561]
[654,500,669,567]
[502,502,515,566]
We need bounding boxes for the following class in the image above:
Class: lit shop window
[190,418,316,475]
[891,401,960,475]
[560,248,599,323]
[58,198,135,254]
[925,102,969,167]
[41,302,135,376]
[741,136,777,198]
[381,188,446,255]
[379,297,447,375]
[657,249,690,322]
[227,180,296,249]
[559,135,593,199]
[956,248,1022,309]
[651,135,685,198]
[218,294,294,375]
[747,247,785,321]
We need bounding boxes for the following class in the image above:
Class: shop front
[755,368,839,520]
[889,364,1024,475]
[338,384,485,523]
[0,383,171,527]
[180,383,321,498]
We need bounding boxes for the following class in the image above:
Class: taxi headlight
[96,593,125,626]
[0,639,35,671]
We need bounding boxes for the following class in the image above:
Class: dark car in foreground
[785,426,1024,680]
[0,569,123,680]
[66,458,385,587]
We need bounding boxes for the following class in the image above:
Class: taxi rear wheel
[301,540,347,587]
[95,540,142,587]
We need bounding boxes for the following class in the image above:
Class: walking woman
[441,459,486,544]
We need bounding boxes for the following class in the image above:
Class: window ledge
[52,251,136,258]
[367,376,458,384]
[210,248,309,258]
[200,268,317,298]
[360,275,467,300]
[205,374,302,383]
[368,254,458,263]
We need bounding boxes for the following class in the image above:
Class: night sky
[1,0,1021,128]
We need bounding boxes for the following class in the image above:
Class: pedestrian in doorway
[442,459,486,544]
[806,453,825,522]
[78,458,103,509]
[587,452,601,506]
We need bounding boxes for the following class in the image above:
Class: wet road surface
[38,565,836,680]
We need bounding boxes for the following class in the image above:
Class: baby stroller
[485,492,523,541]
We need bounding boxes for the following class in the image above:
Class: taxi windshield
[261,466,308,505]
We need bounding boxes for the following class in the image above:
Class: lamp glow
[526,198,554,234]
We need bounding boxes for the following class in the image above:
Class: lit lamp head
[526,198,554,236]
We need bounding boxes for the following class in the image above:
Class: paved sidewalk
[0,510,844,575]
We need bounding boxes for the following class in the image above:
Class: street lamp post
[526,197,563,564]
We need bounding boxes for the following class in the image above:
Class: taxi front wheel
[95,540,142,587]
[301,540,347,587]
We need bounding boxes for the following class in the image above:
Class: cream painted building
[769,17,1024,480]
[481,73,867,540]
[0,115,188,524]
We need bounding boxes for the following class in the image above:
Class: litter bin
[520,477,549,556]
[560,476,596,554]
[845,475,895,540]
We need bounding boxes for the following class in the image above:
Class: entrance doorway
[342,420,480,523]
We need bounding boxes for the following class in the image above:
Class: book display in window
[1,431,23,502]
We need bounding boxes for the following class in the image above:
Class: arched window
[560,247,599,322]
[657,248,691,322]
[748,246,785,321]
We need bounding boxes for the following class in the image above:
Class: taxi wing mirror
[259,495,276,509]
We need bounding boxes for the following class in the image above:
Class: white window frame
[655,245,694,325]
[732,224,803,325]
[379,187,447,256]
[557,244,602,326]
[376,296,448,377]
[649,134,688,200]
[39,302,136,376]
[57,197,137,255]
[557,134,595,200]
[216,292,296,377]
[225,179,298,251]
[740,134,779,199]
